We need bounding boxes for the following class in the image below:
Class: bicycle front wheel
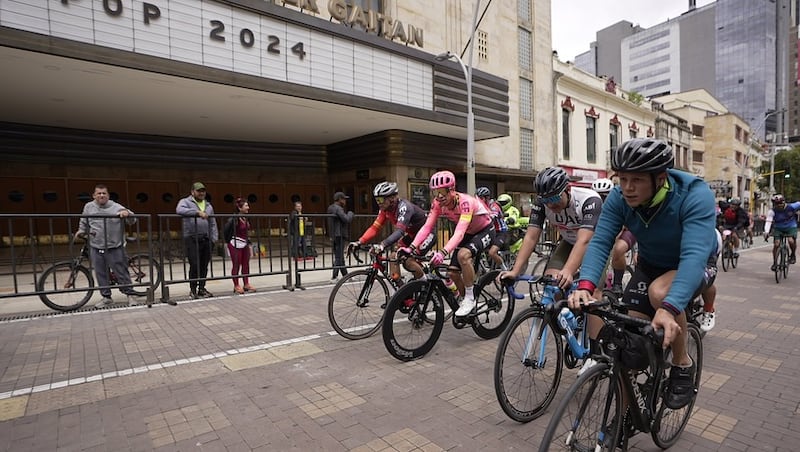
[774,251,782,284]
[652,323,704,448]
[494,306,563,422]
[37,262,94,311]
[539,362,622,452]
[127,254,162,295]
[530,256,548,278]
[472,270,516,339]
[327,269,388,340]
[781,245,789,279]
[381,280,444,361]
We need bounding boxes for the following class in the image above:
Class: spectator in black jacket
[327,192,354,282]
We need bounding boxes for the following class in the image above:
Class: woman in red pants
[225,198,255,294]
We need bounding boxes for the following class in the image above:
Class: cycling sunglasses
[374,196,386,204]
[431,188,450,198]
[538,193,563,204]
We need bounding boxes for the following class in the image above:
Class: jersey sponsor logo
[460,200,471,213]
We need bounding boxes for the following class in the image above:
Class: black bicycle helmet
[611,138,674,173]
[534,167,570,198]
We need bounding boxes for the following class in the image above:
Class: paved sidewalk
[0,244,798,451]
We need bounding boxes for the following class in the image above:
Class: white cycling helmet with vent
[591,178,614,194]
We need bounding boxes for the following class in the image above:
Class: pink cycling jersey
[412,192,492,255]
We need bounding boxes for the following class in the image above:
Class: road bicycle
[493,274,586,423]
[538,294,703,451]
[720,229,737,271]
[327,244,404,340]
[768,233,791,283]
[36,239,161,311]
[381,256,516,361]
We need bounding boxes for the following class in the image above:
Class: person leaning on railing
[176,181,219,301]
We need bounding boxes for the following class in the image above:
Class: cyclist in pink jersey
[401,170,494,317]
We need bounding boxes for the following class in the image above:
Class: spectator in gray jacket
[176,182,219,300]
[327,192,354,281]
[74,184,138,308]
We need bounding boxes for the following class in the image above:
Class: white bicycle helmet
[591,178,614,194]
[373,182,398,197]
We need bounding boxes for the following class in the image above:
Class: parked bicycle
[538,294,703,451]
[327,244,404,340]
[768,233,791,283]
[493,274,585,423]
[36,239,161,311]
[381,256,516,361]
[720,229,737,271]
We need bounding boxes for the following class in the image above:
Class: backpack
[723,207,737,224]
[223,218,235,243]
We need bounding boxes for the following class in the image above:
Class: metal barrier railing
[0,212,560,309]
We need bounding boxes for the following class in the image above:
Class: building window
[518,0,531,21]
[692,124,704,138]
[519,78,532,120]
[586,117,597,163]
[692,151,703,163]
[353,0,383,12]
[629,129,637,139]
[518,28,531,70]
[735,125,742,141]
[562,109,571,160]
[520,128,534,170]
[477,30,488,61]
[609,123,619,153]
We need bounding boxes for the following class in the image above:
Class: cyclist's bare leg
[646,271,690,366]
[487,245,503,267]
[701,284,716,313]
[611,238,630,287]
[789,236,797,257]
[401,257,424,280]
[457,247,476,298]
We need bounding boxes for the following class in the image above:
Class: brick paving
[0,244,798,451]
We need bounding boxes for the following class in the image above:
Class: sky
[551,0,716,61]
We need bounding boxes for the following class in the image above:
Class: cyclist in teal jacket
[569,138,716,411]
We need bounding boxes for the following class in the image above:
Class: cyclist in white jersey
[499,167,603,291]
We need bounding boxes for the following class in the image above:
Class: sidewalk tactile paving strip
[259,304,295,313]
[717,295,747,303]
[750,308,791,319]
[757,321,800,335]
[285,314,325,326]
[184,305,223,314]
[350,428,443,452]
[717,349,782,372]
[711,329,757,341]
[699,371,730,391]
[144,401,230,448]
[438,382,500,415]
[287,382,365,419]
[0,395,27,421]
[198,315,240,326]
[685,407,737,444]
[218,327,266,342]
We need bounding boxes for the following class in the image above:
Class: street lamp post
[762,108,787,194]
[435,0,481,195]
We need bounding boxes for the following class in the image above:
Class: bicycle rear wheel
[494,306,563,422]
[37,262,94,311]
[538,362,622,452]
[471,270,516,339]
[652,323,703,448]
[327,269,388,340]
[127,254,162,295]
[381,280,444,361]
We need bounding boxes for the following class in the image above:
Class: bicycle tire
[775,250,781,284]
[530,256,548,278]
[127,254,162,295]
[731,250,738,269]
[494,306,563,423]
[721,249,729,272]
[781,245,788,279]
[381,280,444,361]
[327,269,388,340]
[652,324,704,448]
[538,361,622,452]
[37,262,94,311]
[471,270,516,339]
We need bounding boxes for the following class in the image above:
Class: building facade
[0,0,555,224]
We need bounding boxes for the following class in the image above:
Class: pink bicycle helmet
[430,170,456,190]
